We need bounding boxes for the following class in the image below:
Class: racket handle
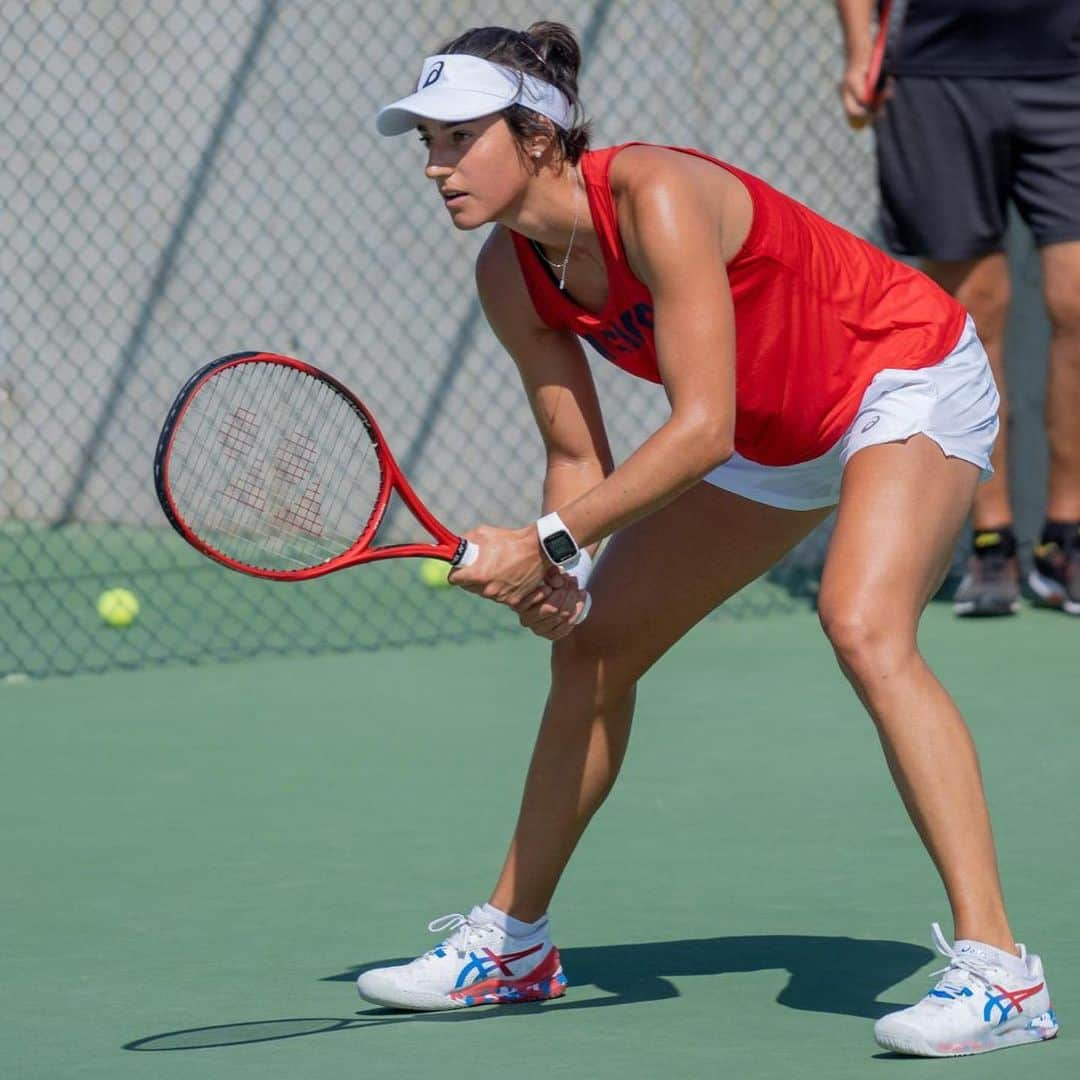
[456,540,480,567]
[453,538,590,625]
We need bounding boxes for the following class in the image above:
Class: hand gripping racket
[154,352,591,621]
[858,0,908,119]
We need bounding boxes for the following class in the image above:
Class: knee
[1044,276,1080,340]
[957,278,1011,341]
[817,597,915,681]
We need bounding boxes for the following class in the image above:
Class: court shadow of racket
[124,933,932,1051]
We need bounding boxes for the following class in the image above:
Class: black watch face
[543,529,578,563]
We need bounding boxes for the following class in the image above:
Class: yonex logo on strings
[423,62,444,88]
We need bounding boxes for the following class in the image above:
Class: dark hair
[437,22,590,164]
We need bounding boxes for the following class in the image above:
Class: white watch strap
[563,546,592,589]
[536,510,573,537]
[559,547,593,626]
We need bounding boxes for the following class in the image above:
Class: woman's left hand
[448,523,549,609]
[515,566,589,640]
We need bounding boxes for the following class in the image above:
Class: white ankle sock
[478,902,548,939]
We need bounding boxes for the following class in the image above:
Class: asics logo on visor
[375,54,573,135]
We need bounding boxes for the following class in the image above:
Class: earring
[532,150,542,159]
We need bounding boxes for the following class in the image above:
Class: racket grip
[456,540,480,567]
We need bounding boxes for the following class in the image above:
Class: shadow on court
[123,934,931,1051]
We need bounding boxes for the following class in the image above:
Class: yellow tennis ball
[418,558,451,588]
[97,588,139,628]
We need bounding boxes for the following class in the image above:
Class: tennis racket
[154,351,480,580]
[155,352,592,623]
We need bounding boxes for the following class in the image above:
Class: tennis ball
[418,558,451,588]
[97,588,139,628]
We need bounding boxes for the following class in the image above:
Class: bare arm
[475,226,613,541]
[550,147,736,550]
[837,0,876,64]
[836,0,881,128]
[451,226,609,630]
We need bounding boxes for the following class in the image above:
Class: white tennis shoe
[356,907,567,1011]
[874,922,1059,1057]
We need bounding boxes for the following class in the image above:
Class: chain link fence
[0,1,917,677]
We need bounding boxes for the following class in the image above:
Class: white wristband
[563,546,593,590]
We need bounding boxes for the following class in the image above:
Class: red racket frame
[154,351,472,581]
[861,0,893,111]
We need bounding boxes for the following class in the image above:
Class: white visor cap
[376,54,572,136]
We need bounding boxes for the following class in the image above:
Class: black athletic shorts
[874,73,1080,260]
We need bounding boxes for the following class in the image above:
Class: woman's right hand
[513,566,589,641]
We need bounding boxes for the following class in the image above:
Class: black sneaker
[1029,538,1080,616]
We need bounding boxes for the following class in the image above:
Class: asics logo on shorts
[860,414,881,433]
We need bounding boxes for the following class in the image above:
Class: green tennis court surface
[4,604,1076,1079]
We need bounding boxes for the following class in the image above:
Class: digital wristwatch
[536,511,581,567]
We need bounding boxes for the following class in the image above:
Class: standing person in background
[837,0,1080,617]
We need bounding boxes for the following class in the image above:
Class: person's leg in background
[872,73,1023,617]
[1029,240,1080,613]
[922,255,1021,615]
[1008,70,1080,614]
[874,75,1022,616]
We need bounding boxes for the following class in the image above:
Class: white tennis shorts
[704,316,998,510]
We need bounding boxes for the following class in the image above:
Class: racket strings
[168,362,383,570]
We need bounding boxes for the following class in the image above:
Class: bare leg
[923,255,1013,530]
[1041,241,1080,520]
[489,484,831,921]
[819,436,1016,953]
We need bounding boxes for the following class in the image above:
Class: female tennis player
[359,22,1058,1058]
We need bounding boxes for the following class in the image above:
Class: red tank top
[509,143,967,466]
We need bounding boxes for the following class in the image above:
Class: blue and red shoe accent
[982,982,1046,1026]
[930,979,1048,1027]
[444,944,567,1006]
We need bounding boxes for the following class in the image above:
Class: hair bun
[523,21,582,90]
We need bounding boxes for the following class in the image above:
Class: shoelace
[422,912,488,960]
[428,913,469,935]
[925,921,1025,996]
